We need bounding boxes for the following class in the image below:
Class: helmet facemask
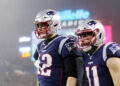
[34,20,53,39]
[75,28,100,52]
[75,19,106,52]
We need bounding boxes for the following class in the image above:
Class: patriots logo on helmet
[47,11,55,15]
[87,20,96,25]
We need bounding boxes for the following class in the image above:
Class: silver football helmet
[75,19,106,52]
[34,9,61,39]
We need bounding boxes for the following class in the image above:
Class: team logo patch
[116,46,120,50]
[65,42,75,52]
[109,44,120,54]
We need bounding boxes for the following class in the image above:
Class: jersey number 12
[38,54,52,76]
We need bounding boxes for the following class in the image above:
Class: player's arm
[66,77,77,86]
[33,49,39,68]
[106,57,120,86]
[64,54,78,86]
[61,37,85,86]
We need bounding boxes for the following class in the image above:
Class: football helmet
[34,9,61,39]
[75,19,106,52]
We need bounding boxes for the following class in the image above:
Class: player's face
[36,22,49,34]
[80,32,92,46]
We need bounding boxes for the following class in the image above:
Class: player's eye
[80,32,93,38]
[37,23,48,28]
[36,24,39,28]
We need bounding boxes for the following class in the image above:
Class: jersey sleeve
[33,40,45,60]
[59,37,80,58]
[33,49,38,60]
[103,42,120,62]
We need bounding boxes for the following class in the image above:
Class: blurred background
[0,0,120,85]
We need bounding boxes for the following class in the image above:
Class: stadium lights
[104,25,112,43]
[19,36,31,43]
[21,53,31,58]
[19,46,31,53]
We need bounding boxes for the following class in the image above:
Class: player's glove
[33,60,40,68]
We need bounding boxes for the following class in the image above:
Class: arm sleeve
[64,54,78,78]
[76,51,89,86]
[81,69,89,86]
[64,51,89,86]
